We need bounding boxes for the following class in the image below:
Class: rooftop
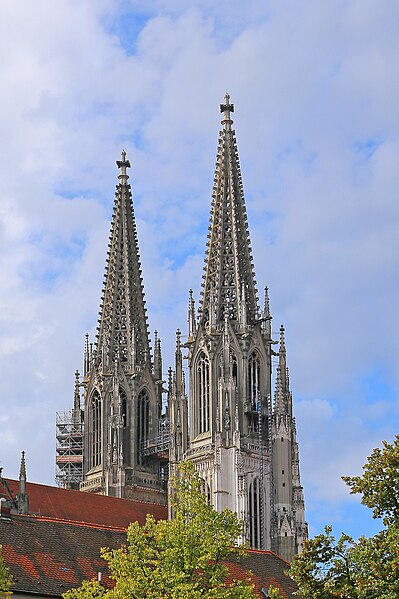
[0,511,299,598]
[0,477,167,528]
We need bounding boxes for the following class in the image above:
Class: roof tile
[1,478,167,527]
[0,513,299,598]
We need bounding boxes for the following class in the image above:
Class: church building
[56,95,308,561]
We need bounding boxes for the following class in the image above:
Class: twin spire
[95,96,284,379]
[200,93,259,325]
[96,151,151,369]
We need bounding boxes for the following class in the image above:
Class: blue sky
[0,0,398,542]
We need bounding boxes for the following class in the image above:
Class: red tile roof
[0,512,300,598]
[1,478,167,527]
[228,550,299,598]
[0,514,124,596]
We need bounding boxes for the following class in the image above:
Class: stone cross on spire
[116,150,131,182]
[220,92,234,129]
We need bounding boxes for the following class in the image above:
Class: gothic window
[90,391,102,469]
[248,477,261,549]
[120,387,127,427]
[248,352,261,408]
[200,478,211,505]
[137,389,150,463]
[197,353,210,434]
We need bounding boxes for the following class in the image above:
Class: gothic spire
[274,325,291,416]
[96,151,151,368]
[199,94,259,325]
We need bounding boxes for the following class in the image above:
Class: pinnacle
[176,329,181,351]
[19,450,26,480]
[279,325,286,352]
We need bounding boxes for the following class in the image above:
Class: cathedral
[56,94,308,561]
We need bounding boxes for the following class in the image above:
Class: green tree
[0,545,13,599]
[64,462,256,599]
[289,436,399,598]
[342,434,399,526]
[267,584,284,598]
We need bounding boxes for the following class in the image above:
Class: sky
[0,0,398,541]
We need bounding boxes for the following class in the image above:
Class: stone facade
[61,95,308,561]
[78,152,166,504]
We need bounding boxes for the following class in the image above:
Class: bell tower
[79,152,166,504]
[170,95,307,556]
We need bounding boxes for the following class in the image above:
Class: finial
[188,289,196,339]
[73,370,82,423]
[19,451,26,481]
[176,328,181,351]
[189,288,194,303]
[280,324,286,351]
[74,370,80,407]
[220,92,234,129]
[264,287,270,316]
[168,366,173,393]
[18,451,28,514]
[116,149,131,180]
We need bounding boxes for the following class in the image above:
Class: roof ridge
[245,547,291,565]
[4,478,166,507]
[10,512,128,532]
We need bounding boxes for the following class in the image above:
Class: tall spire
[96,151,151,368]
[200,94,259,324]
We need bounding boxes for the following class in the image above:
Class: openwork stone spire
[199,93,259,324]
[96,151,151,367]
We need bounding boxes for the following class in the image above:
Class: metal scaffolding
[55,410,84,488]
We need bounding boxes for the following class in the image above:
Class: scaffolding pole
[55,410,84,488]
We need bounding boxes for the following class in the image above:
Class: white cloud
[0,0,398,539]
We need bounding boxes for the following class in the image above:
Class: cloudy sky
[1,0,398,540]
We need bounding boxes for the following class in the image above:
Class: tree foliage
[266,585,284,598]
[0,545,13,599]
[342,434,399,526]
[289,436,399,598]
[64,461,256,599]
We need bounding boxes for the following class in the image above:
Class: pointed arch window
[248,477,261,549]
[90,391,102,468]
[200,478,211,505]
[248,352,261,408]
[137,389,150,464]
[197,353,210,434]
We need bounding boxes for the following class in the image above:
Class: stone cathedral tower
[168,95,307,560]
[57,95,307,561]
[77,152,166,504]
